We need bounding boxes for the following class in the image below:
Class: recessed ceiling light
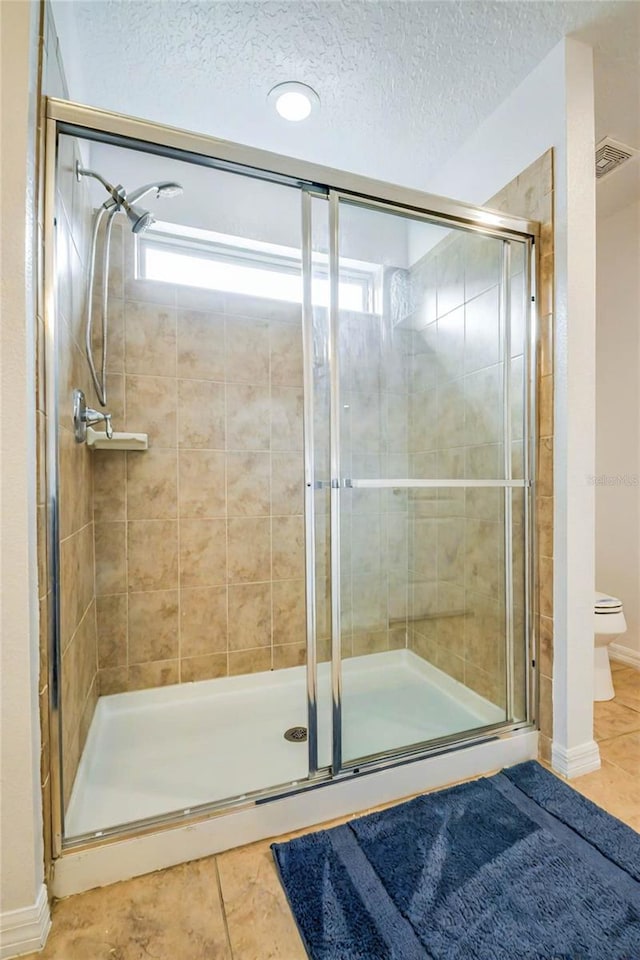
[267,82,320,122]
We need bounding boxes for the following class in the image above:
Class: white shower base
[65,648,504,838]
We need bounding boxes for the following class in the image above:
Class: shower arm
[77,164,127,211]
[77,163,145,227]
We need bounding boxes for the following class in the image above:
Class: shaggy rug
[272,761,640,959]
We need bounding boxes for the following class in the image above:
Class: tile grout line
[122,499,129,693]
[269,317,275,671]
[174,292,183,684]
[217,857,237,958]
[123,289,130,692]
[223,312,230,679]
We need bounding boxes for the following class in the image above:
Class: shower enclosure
[44,99,538,861]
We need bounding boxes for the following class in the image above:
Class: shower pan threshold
[65,648,504,838]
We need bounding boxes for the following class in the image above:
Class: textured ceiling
[53,0,640,190]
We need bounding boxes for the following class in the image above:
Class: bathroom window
[137,221,378,313]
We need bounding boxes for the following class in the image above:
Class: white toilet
[594,591,626,701]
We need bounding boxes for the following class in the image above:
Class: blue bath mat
[272,762,640,959]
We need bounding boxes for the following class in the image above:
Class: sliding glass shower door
[46,99,535,855]
[325,194,532,771]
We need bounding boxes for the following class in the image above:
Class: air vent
[595,137,638,180]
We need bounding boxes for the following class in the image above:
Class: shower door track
[46,99,539,241]
[43,97,539,861]
[60,718,534,852]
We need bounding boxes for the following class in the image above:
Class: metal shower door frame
[43,97,539,860]
[325,191,538,776]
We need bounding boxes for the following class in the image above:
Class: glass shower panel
[509,239,530,720]
[334,198,520,768]
[54,133,314,840]
[306,192,333,770]
[46,105,538,858]
[511,485,528,721]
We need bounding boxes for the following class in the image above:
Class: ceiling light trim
[267,81,320,122]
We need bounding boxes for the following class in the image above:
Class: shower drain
[284,726,308,743]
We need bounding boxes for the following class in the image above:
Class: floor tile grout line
[213,856,235,960]
[598,756,638,777]
[597,729,640,743]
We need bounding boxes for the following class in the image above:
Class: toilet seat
[594,591,623,614]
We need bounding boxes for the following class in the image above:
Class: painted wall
[0,0,50,952]
[596,199,640,657]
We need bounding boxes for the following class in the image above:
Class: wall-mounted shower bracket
[73,388,113,443]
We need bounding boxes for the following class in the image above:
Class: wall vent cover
[595,137,638,179]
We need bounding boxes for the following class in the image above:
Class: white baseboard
[609,642,640,670]
[0,884,50,959]
[551,739,601,779]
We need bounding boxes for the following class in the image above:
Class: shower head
[121,200,155,234]
[122,180,182,234]
[127,181,184,204]
[77,164,181,234]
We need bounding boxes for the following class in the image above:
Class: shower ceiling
[52,1,639,191]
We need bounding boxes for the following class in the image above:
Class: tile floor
[569,661,640,833]
[25,662,640,960]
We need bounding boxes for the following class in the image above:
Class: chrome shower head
[122,201,155,234]
[77,165,180,234]
[127,181,184,204]
[122,181,182,234]
[157,182,183,198]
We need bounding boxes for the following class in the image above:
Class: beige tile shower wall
[337,309,412,659]
[405,232,510,706]
[55,134,100,808]
[405,150,553,720]
[94,224,307,693]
